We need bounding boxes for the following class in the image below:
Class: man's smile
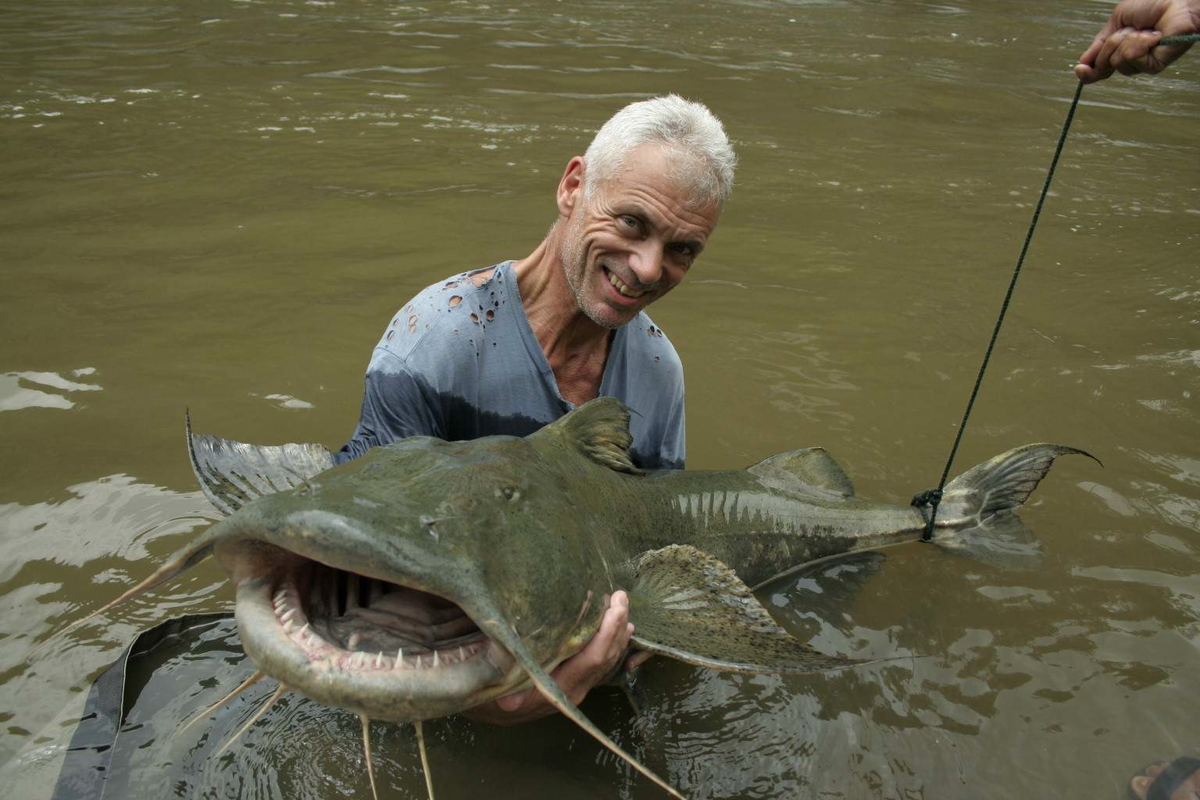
[603,266,648,299]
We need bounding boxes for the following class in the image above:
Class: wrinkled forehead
[593,143,722,214]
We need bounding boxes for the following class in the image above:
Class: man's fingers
[1112,29,1163,74]
[625,650,654,671]
[496,689,529,711]
[1077,0,1199,82]
[1079,19,1119,66]
[1093,27,1131,81]
[610,589,630,615]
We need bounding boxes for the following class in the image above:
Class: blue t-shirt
[335,261,685,470]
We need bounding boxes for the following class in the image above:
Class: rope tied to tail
[916,79,1086,541]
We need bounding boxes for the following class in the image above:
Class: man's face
[558,144,721,329]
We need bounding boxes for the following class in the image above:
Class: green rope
[914,33,1199,538]
[914,80,1085,541]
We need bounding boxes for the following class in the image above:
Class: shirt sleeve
[333,349,445,464]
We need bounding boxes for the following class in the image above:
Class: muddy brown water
[2,1,1198,797]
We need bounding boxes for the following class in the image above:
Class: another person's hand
[464,590,637,725]
[1075,0,1199,83]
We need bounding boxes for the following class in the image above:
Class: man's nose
[628,240,664,287]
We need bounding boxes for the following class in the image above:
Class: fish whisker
[178,670,264,737]
[215,682,286,758]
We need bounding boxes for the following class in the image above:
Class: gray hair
[582,94,736,207]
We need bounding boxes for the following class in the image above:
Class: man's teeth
[608,271,644,298]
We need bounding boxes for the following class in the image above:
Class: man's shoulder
[371,262,513,364]
[620,311,684,375]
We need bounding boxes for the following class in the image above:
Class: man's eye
[669,243,695,257]
[619,215,640,230]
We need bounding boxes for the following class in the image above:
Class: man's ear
[556,156,585,216]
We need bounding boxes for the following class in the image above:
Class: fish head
[206,404,634,722]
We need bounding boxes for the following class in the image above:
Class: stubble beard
[559,215,622,330]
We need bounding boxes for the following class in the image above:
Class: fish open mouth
[225,542,512,721]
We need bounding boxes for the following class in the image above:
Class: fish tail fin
[934,443,1099,529]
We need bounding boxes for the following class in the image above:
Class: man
[334,94,736,722]
[1077,0,1198,82]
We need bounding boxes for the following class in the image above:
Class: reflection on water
[2,0,1198,797]
[0,472,219,785]
[0,369,101,412]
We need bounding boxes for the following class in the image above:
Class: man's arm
[333,350,444,464]
[1076,0,1199,83]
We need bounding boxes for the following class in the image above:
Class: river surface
[2,1,1197,798]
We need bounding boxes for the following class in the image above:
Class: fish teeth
[283,619,295,634]
[394,649,404,670]
[459,646,467,662]
[432,650,440,667]
[375,652,384,669]
[280,609,296,623]
[298,623,310,637]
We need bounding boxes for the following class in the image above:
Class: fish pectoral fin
[186,411,334,515]
[747,447,855,498]
[628,545,869,675]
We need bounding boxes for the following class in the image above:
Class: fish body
[82,397,1092,798]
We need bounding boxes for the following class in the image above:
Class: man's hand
[1076,0,1199,83]
[463,590,638,726]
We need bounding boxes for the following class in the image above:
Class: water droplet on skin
[449,296,462,308]
[470,313,479,324]
[386,330,395,341]
[486,310,494,321]
[409,315,418,325]
[408,324,417,333]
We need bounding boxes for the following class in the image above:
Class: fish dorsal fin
[187,411,334,516]
[747,447,855,498]
[628,544,869,674]
[537,396,641,475]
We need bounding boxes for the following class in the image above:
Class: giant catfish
[74,397,1092,798]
